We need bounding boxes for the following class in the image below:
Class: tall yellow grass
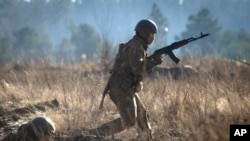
[0,57,249,141]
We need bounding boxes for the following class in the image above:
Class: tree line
[0,0,249,65]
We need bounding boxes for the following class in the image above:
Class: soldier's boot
[137,132,153,141]
[136,127,153,141]
[128,132,152,141]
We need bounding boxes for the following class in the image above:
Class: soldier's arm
[146,55,162,73]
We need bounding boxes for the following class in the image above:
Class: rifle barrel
[188,33,210,42]
[148,32,210,64]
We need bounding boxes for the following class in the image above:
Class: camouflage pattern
[2,117,55,141]
[93,35,161,140]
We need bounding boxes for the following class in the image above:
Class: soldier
[18,116,55,141]
[89,19,163,141]
[2,116,56,141]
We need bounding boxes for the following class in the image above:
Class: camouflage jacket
[110,35,159,89]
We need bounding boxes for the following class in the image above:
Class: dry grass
[0,57,250,141]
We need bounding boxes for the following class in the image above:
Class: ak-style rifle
[148,32,210,64]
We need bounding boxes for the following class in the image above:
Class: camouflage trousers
[94,84,152,140]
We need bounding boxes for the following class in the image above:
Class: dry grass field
[0,57,250,141]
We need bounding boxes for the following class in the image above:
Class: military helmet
[31,116,56,133]
[16,116,56,140]
[134,19,158,36]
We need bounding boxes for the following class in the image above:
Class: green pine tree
[148,3,169,50]
[70,24,101,61]
[179,8,221,57]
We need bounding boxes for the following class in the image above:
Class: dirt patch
[0,100,59,138]
[0,100,122,141]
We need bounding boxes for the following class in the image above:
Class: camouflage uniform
[92,35,161,140]
[2,117,55,141]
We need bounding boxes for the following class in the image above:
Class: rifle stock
[148,32,210,64]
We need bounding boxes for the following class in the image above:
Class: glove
[153,55,163,65]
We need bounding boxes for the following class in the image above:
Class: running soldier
[89,19,163,141]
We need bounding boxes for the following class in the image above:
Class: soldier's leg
[92,88,137,137]
[92,118,123,137]
[135,94,153,140]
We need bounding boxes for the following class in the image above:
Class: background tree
[0,37,12,64]
[219,29,250,60]
[13,27,53,60]
[0,0,250,64]
[55,38,75,64]
[149,3,169,50]
[0,0,20,39]
[179,8,221,56]
[70,24,101,61]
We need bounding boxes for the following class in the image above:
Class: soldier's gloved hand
[134,81,143,92]
[153,55,163,65]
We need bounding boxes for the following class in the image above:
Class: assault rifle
[148,32,210,64]
[98,32,210,110]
